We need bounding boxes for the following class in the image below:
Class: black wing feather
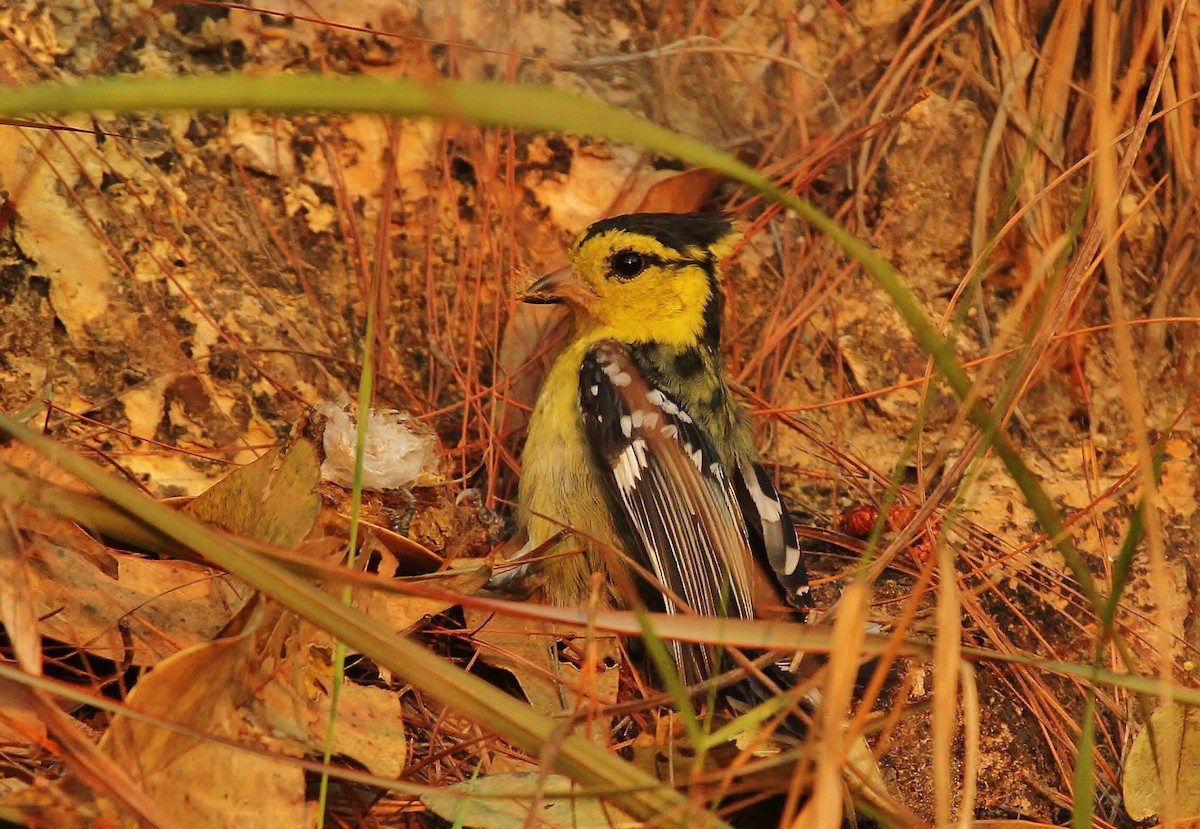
[578,341,760,685]
[733,460,814,610]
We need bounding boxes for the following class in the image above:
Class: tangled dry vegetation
[0,2,1198,827]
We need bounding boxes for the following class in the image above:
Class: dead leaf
[464,609,619,731]
[0,508,40,673]
[355,564,490,635]
[249,605,410,779]
[29,535,249,665]
[257,663,408,780]
[0,687,189,828]
[494,301,572,442]
[98,601,307,829]
[1123,702,1200,821]
[316,509,441,573]
[624,168,724,215]
[97,597,409,827]
[421,772,639,829]
[184,439,321,548]
[0,675,45,746]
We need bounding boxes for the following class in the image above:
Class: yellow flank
[517,336,620,604]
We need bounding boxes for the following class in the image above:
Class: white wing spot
[620,414,632,438]
[600,360,632,387]
[589,384,599,396]
[689,447,703,470]
[746,473,784,521]
[613,438,649,493]
[785,544,801,575]
[645,388,687,418]
[614,453,635,491]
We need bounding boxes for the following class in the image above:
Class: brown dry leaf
[183,438,321,548]
[255,603,411,777]
[98,598,409,826]
[0,508,39,673]
[28,533,249,666]
[0,781,133,829]
[255,613,408,780]
[1123,702,1200,821]
[623,168,725,215]
[316,508,441,574]
[354,563,490,636]
[421,772,639,829]
[463,608,620,729]
[0,444,85,494]
[98,601,307,828]
[0,687,187,828]
[92,590,408,796]
[3,459,250,666]
[0,675,45,746]
[0,126,114,346]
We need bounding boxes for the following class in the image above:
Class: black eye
[611,251,645,279]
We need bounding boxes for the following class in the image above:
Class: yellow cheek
[591,280,665,323]
[622,280,684,314]
[579,271,707,344]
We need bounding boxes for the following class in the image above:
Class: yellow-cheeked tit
[510,212,812,688]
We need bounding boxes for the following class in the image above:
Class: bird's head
[522,212,741,347]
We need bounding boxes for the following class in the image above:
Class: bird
[508,211,813,691]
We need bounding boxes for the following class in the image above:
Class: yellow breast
[518,337,623,604]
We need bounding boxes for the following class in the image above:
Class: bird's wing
[577,340,758,685]
[732,459,813,611]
